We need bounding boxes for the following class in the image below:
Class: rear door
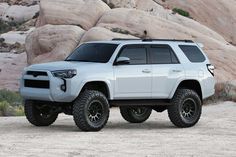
[113,45,152,99]
[150,45,184,98]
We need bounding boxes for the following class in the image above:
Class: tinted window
[119,47,147,65]
[66,43,118,63]
[179,45,205,62]
[150,46,179,64]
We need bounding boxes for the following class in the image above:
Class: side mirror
[115,57,130,65]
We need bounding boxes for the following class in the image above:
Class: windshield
[66,43,118,63]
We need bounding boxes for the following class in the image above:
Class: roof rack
[112,38,194,43]
[112,38,140,41]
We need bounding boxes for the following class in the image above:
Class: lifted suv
[20,39,215,131]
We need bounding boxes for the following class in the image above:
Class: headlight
[51,69,77,78]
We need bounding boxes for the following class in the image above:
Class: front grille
[26,71,48,77]
[24,79,49,89]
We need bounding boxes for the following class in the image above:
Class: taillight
[207,64,214,76]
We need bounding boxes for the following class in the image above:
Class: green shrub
[0,90,24,116]
[0,20,26,34]
[0,101,8,116]
[14,106,24,116]
[0,101,11,116]
[0,20,12,34]
[0,89,23,106]
[0,101,24,116]
[172,8,190,18]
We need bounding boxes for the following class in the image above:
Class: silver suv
[20,39,215,131]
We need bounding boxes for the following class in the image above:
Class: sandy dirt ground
[0,101,236,157]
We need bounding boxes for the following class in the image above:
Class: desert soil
[0,101,236,157]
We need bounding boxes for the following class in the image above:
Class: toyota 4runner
[20,39,215,131]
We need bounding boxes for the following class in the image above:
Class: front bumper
[20,70,81,102]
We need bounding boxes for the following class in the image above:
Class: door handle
[142,69,151,73]
[172,69,182,73]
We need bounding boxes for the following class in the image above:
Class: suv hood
[26,61,104,71]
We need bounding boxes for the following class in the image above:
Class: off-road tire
[24,100,58,126]
[73,90,109,131]
[120,106,152,123]
[168,89,202,128]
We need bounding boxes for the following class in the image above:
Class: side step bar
[109,99,172,107]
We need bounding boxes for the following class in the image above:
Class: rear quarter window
[179,45,206,63]
[150,45,179,64]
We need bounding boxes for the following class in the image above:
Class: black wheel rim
[181,98,197,121]
[131,107,148,117]
[88,100,103,123]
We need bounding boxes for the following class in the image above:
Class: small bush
[0,101,10,116]
[0,101,24,116]
[0,90,24,116]
[0,20,12,34]
[172,8,190,18]
[0,89,23,106]
[0,101,15,116]
[0,20,26,34]
[14,106,24,116]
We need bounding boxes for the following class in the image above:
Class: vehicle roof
[85,39,198,46]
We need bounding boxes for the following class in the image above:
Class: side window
[119,46,147,65]
[179,45,206,62]
[150,45,179,64]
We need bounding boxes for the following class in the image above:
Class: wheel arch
[79,80,111,99]
[171,79,203,100]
